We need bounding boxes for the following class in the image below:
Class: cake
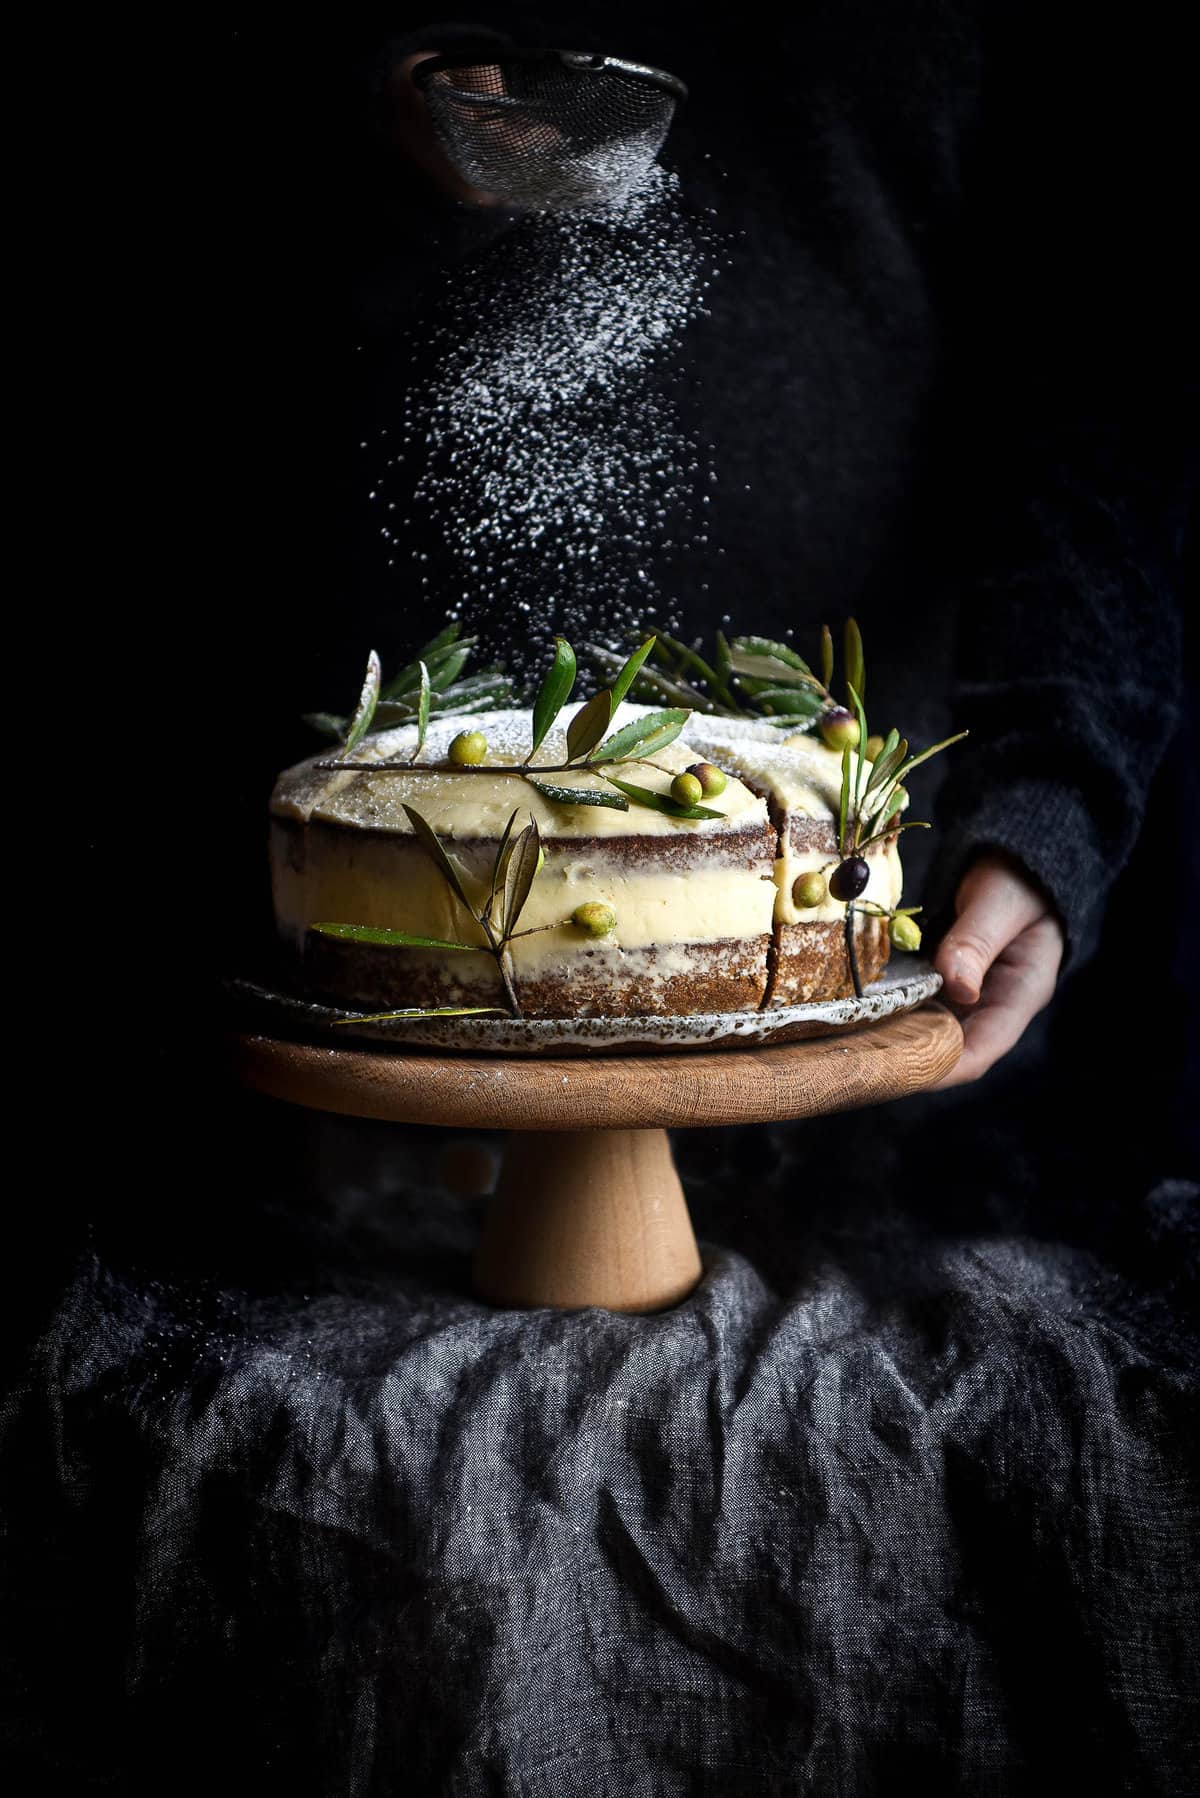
[685,716,902,1005]
[269,703,904,1018]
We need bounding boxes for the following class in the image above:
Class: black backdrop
[5,8,1198,1793]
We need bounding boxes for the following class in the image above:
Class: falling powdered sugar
[371,164,723,672]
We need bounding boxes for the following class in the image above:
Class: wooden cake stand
[231,1004,962,1314]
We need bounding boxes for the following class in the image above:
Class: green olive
[448,730,487,766]
[572,902,617,938]
[687,761,727,798]
[671,772,704,807]
[792,871,828,909]
[865,734,885,760]
[889,915,922,952]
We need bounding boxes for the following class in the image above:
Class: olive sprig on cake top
[777,620,966,994]
[589,620,853,729]
[312,619,963,892]
[315,632,730,821]
[302,624,513,747]
[294,619,965,1017]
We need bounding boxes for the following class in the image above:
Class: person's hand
[932,850,1065,1088]
[382,52,501,205]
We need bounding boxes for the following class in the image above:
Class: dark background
[81,3,1198,1186]
[7,7,1197,1792]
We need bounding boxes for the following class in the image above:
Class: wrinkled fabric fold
[4,1097,1197,1795]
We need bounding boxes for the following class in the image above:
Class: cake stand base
[474,1128,700,1312]
[231,1003,962,1313]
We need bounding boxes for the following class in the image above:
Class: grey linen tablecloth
[4,1034,1197,1796]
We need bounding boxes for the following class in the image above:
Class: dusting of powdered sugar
[229,963,944,1057]
[368,164,726,674]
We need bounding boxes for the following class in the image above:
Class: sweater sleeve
[922,1,1195,972]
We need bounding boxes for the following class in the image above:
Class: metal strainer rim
[411,48,688,106]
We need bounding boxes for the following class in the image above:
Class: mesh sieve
[412,49,688,211]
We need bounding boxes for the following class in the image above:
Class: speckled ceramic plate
[226,960,942,1056]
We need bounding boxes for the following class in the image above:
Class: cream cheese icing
[685,718,909,822]
[271,828,776,963]
[270,702,906,1009]
[272,704,767,841]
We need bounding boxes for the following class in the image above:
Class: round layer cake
[269,704,902,1018]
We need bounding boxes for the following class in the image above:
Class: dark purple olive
[829,856,870,901]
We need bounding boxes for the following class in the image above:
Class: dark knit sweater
[13,23,1192,1795]
[203,4,1195,991]
[304,1,1192,981]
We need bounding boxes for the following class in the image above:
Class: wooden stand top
[231,1002,962,1132]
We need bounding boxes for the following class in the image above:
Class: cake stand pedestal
[231,1004,962,1313]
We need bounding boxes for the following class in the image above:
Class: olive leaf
[444,849,487,912]
[655,631,723,691]
[434,682,513,718]
[404,639,472,689]
[838,743,852,855]
[857,901,924,920]
[749,686,825,720]
[370,701,419,729]
[366,668,510,730]
[530,637,577,759]
[432,670,511,707]
[820,624,834,691]
[486,807,522,931]
[846,680,869,815]
[862,738,908,832]
[343,650,381,756]
[416,621,461,660]
[714,630,742,711]
[856,819,931,854]
[590,707,689,764]
[629,663,707,708]
[310,922,479,951]
[527,780,630,811]
[402,803,477,920]
[863,730,969,837]
[609,636,657,710]
[566,689,613,762]
[379,624,467,700]
[878,787,907,828]
[413,660,432,760]
[844,618,865,709]
[501,818,542,941]
[331,1005,505,1024]
[892,731,970,785]
[863,729,902,799]
[728,650,818,688]
[731,635,814,676]
[427,644,472,691]
[605,777,724,821]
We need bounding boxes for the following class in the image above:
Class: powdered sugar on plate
[229,962,943,1057]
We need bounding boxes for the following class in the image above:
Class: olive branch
[314,633,727,823]
[303,616,968,1013]
[303,623,513,755]
[310,805,620,1023]
[817,620,967,996]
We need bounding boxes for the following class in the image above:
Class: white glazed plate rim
[229,960,942,1056]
